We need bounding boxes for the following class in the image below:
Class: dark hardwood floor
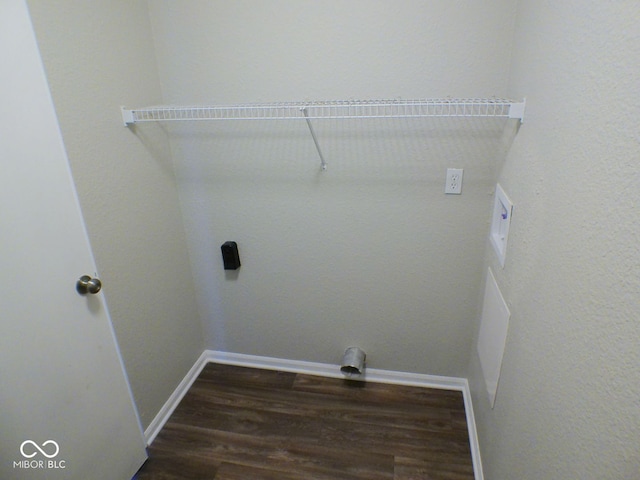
[134,363,474,479]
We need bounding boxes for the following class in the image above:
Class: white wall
[146,0,519,376]
[469,2,640,478]
[26,0,204,428]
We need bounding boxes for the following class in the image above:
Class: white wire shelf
[121,98,525,126]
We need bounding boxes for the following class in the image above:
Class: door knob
[76,275,102,295]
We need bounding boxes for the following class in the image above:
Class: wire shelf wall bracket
[121,98,525,171]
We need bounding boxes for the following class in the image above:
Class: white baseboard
[143,350,211,445]
[145,349,483,480]
[459,378,484,480]
[206,349,467,389]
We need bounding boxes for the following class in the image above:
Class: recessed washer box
[490,184,513,267]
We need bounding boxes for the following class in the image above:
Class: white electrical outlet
[445,168,463,194]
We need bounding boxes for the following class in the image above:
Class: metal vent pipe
[340,347,366,376]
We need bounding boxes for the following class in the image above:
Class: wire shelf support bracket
[300,107,327,171]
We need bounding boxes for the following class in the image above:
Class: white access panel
[477,268,511,408]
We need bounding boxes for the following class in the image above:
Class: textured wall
[469,2,640,478]
[27,0,204,428]
[147,0,519,376]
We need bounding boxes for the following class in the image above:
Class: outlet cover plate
[445,168,463,194]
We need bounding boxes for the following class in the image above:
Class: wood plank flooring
[134,363,474,479]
